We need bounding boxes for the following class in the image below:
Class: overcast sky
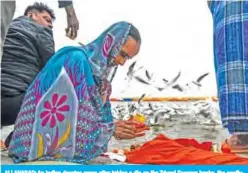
[14,0,216,97]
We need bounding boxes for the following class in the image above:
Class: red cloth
[174,138,212,151]
[125,134,248,165]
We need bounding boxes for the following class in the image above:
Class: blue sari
[209,1,248,134]
[8,21,132,164]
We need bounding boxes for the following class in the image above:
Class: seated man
[1,0,79,55]
[1,2,56,126]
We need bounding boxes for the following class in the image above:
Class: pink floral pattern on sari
[40,93,70,128]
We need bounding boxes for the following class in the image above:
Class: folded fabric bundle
[125,134,248,165]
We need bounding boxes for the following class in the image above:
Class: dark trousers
[1,0,16,60]
[1,93,24,126]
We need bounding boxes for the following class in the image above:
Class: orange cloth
[174,138,212,151]
[125,134,248,165]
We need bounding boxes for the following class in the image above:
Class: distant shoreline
[110,96,218,102]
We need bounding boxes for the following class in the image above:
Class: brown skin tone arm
[114,120,147,140]
[64,4,79,40]
[207,0,211,9]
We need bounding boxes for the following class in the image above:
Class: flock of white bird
[108,60,223,131]
[111,60,221,124]
[118,61,211,94]
[111,99,222,128]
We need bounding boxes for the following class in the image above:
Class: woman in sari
[208,1,248,149]
[8,21,143,164]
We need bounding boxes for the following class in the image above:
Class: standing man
[1,1,16,51]
[208,1,248,149]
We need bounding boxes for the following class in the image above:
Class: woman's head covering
[84,21,135,79]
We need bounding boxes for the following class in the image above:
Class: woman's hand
[113,120,147,140]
